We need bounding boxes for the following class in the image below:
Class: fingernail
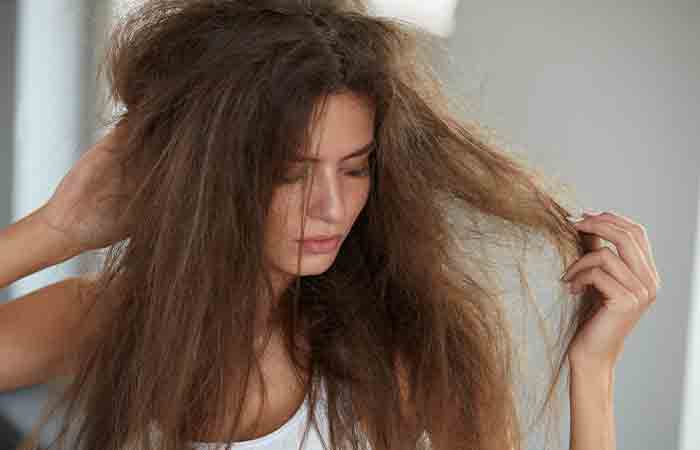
[567,216,585,223]
[583,210,603,216]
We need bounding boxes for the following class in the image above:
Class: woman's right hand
[36,122,139,253]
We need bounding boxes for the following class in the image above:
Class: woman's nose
[306,170,346,223]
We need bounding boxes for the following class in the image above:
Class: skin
[563,211,661,370]
[561,211,661,450]
[231,92,376,439]
[263,91,375,308]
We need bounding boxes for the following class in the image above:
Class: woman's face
[265,92,375,284]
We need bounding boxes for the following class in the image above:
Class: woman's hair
[19,1,596,449]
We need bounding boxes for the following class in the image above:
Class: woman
[1,1,660,449]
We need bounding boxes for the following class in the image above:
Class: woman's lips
[298,237,341,253]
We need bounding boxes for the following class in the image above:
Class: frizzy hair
[18,1,596,450]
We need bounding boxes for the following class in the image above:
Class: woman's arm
[561,211,661,450]
[0,275,92,391]
[568,361,616,450]
[0,207,96,392]
[0,206,81,289]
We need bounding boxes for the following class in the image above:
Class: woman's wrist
[30,206,84,260]
[0,206,83,289]
[568,359,616,450]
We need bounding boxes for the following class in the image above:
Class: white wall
[368,0,460,37]
[442,1,699,449]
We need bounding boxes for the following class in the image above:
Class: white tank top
[148,378,332,450]
[191,379,331,450]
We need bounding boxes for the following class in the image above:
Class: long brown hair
[19,1,596,449]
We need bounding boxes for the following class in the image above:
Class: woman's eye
[281,164,371,184]
[281,165,311,184]
[281,172,305,183]
[347,165,371,177]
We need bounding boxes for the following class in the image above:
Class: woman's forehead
[292,139,375,164]
[297,94,376,162]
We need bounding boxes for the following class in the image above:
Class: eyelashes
[347,166,372,177]
[281,164,372,184]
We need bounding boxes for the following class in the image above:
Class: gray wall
[0,1,18,447]
[443,1,699,449]
[0,1,16,305]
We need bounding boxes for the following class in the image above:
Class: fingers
[569,213,660,301]
[569,265,643,314]
[562,247,649,305]
[580,211,661,286]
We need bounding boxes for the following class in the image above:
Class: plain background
[0,1,698,449]
[443,3,698,450]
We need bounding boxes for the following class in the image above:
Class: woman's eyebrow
[293,140,375,163]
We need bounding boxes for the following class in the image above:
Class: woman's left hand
[561,211,661,371]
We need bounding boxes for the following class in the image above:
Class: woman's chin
[285,255,337,276]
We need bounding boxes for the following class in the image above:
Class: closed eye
[281,163,371,184]
[346,165,371,177]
